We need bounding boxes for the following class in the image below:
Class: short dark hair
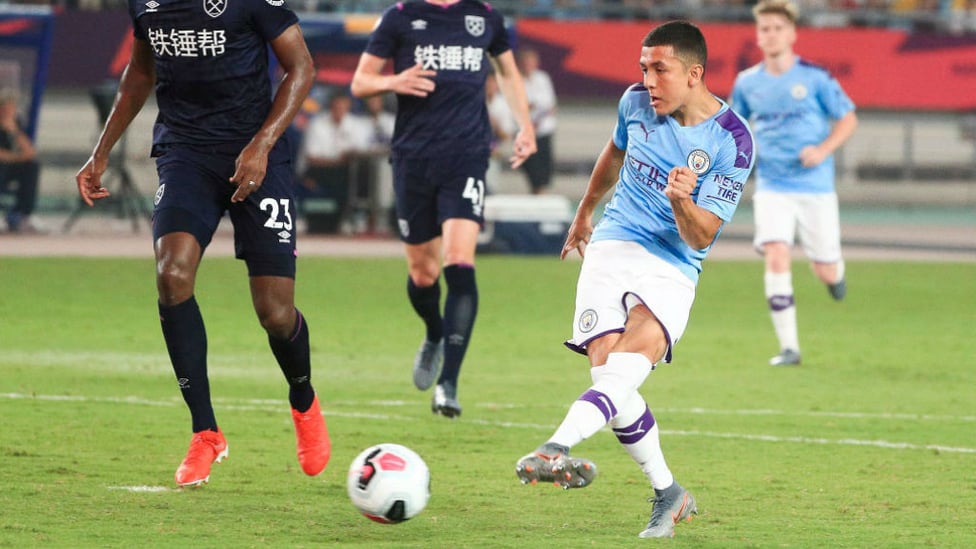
[642,20,708,71]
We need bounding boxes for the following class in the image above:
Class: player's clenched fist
[665,166,698,201]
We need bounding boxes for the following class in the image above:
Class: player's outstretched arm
[75,37,155,207]
[351,54,436,99]
[561,140,624,259]
[665,166,722,250]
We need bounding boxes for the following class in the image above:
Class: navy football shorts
[152,143,298,278]
[392,153,488,244]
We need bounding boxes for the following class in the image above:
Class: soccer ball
[346,443,430,524]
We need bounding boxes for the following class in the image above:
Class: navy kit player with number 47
[75,0,331,487]
[351,0,537,418]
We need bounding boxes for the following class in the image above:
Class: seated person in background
[0,89,41,234]
[355,94,396,152]
[299,91,362,231]
[347,94,397,234]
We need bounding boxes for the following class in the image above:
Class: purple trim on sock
[289,310,305,342]
[579,389,617,422]
[768,294,795,312]
[613,406,655,445]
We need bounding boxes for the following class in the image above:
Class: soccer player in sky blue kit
[730,0,858,367]
[75,0,330,487]
[351,0,536,418]
[514,21,755,539]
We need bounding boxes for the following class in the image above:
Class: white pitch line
[107,485,172,493]
[657,406,976,423]
[3,392,974,454]
[8,352,974,424]
[664,430,976,454]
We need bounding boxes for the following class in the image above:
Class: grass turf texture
[1,256,974,548]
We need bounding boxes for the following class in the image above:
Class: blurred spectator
[347,93,396,234]
[485,73,516,192]
[352,94,395,152]
[299,91,361,233]
[0,89,41,234]
[486,74,516,149]
[517,48,558,194]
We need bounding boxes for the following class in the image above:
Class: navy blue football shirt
[128,0,298,148]
[364,0,510,159]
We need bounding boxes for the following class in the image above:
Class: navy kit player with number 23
[75,0,331,487]
[351,0,537,418]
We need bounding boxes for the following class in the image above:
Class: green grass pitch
[1,255,974,548]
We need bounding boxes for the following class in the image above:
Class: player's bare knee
[408,265,440,287]
[256,304,295,338]
[156,267,195,305]
[811,261,837,283]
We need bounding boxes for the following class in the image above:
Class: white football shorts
[752,190,843,263]
[566,240,696,364]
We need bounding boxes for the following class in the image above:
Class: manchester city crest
[204,0,227,18]
[791,84,808,100]
[578,309,598,333]
[687,149,711,174]
[465,15,485,37]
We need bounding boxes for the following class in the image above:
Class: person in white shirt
[485,74,517,192]
[300,91,362,232]
[517,48,557,194]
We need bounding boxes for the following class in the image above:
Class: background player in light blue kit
[351,0,536,418]
[514,21,755,539]
[730,0,858,367]
[75,0,330,487]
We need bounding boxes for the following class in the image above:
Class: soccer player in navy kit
[730,0,857,367]
[75,0,330,487]
[514,22,755,538]
[351,0,536,418]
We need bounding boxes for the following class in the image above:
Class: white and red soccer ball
[346,443,430,524]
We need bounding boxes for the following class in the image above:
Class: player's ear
[687,63,704,86]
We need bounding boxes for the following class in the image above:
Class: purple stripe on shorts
[613,406,655,445]
[579,389,617,422]
[768,294,795,312]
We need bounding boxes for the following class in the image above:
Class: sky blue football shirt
[591,84,756,283]
[730,57,855,194]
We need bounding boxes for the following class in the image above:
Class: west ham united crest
[465,15,485,37]
[204,0,227,18]
[687,149,711,174]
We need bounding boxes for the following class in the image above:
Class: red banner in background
[43,13,976,111]
[516,19,976,111]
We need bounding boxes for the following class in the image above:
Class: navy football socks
[159,296,217,433]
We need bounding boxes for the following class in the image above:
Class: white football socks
[549,352,653,449]
[765,271,799,352]
[610,394,674,489]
